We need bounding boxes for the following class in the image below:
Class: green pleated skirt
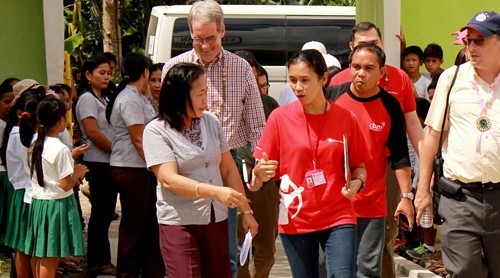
[4,189,30,252]
[0,171,14,240]
[24,194,85,258]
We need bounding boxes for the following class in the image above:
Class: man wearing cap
[415,11,500,277]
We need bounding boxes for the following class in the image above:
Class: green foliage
[64,33,84,53]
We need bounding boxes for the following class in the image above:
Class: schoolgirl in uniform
[22,97,89,277]
[3,89,45,278]
[0,83,14,240]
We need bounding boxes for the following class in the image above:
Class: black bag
[432,157,445,225]
[431,65,460,225]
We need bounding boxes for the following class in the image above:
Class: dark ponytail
[106,52,152,123]
[30,97,67,187]
[2,88,45,169]
[20,95,44,148]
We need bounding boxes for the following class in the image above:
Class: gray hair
[188,0,224,32]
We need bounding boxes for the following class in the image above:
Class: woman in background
[147,62,164,113]
[75,54,117,276]
[109,52,164,277]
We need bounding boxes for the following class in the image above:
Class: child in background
[55,83,74,138]
[406,98,438,260]
[0,82,14,270]
[49,85,73,148]
[423,43,445,79]
[22,97,89,277]
[402,46,431,100]
[427,76,439,102]
[0,83,14,252]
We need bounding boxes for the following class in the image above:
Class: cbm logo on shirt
[369,122,385,132]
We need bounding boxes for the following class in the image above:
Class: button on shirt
[163,48,266,150]
[426,62,500,183]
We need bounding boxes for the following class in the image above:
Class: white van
[146,5,355,99]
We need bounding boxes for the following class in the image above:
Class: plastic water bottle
[420,207,433,228]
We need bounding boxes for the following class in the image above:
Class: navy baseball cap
[461,11,500,37]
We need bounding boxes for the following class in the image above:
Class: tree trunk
[103,0,121,75]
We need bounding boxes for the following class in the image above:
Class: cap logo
[475,12,489,22]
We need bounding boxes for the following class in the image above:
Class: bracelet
[242,210,253,215]
[195,182,201,197]
[355,177,365,192]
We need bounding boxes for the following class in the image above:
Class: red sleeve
[397,68,416,113]
[329,69,351,86]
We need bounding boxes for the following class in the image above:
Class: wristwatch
[400,192,414,200]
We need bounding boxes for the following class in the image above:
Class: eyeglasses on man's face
[259,84,270,90]
[462,35,495,47]
[192,34,219,45]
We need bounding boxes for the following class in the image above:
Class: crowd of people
[0,1,499,277]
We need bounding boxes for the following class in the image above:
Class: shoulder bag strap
[436,65,460,158]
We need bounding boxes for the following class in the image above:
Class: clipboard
[343,134,350,189]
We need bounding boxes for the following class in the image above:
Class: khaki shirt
[426,62,500,183]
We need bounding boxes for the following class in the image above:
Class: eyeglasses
[259,84,270,90]
[192,35,218,45]
[462,36,495,47]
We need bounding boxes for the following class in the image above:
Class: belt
[455,180,500,190]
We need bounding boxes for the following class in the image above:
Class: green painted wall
[401,0,500,69]
[0,0,47,84]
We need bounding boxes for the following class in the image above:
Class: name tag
[305,169,327,188]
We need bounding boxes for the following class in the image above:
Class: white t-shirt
[59,129,72,149]
[413,74,431,100]
[110,85,156,168]
[278,84,298,106]
[31,137,74,200]
[76,92,113,163]
[6,127,31,200]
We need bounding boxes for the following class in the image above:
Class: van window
[286,18,353,57]
[172,18,286,65]
[171,17,353,65]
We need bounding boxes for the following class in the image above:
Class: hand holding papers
[239,230,252,266]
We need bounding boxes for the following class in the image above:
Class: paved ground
[0,190,438,277]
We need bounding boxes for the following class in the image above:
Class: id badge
[305,169,327,188]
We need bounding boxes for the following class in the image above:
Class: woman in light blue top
[108,52,165,277]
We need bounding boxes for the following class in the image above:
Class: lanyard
[304,100,329,169]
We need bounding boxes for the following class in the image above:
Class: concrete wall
[401,0,500,69]
[0,0,63,85]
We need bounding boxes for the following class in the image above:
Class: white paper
[242,159,249,183]
[239,230,252,266]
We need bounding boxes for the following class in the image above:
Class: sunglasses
[462,36,495,47]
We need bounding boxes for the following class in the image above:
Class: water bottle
[420,207,433,228]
